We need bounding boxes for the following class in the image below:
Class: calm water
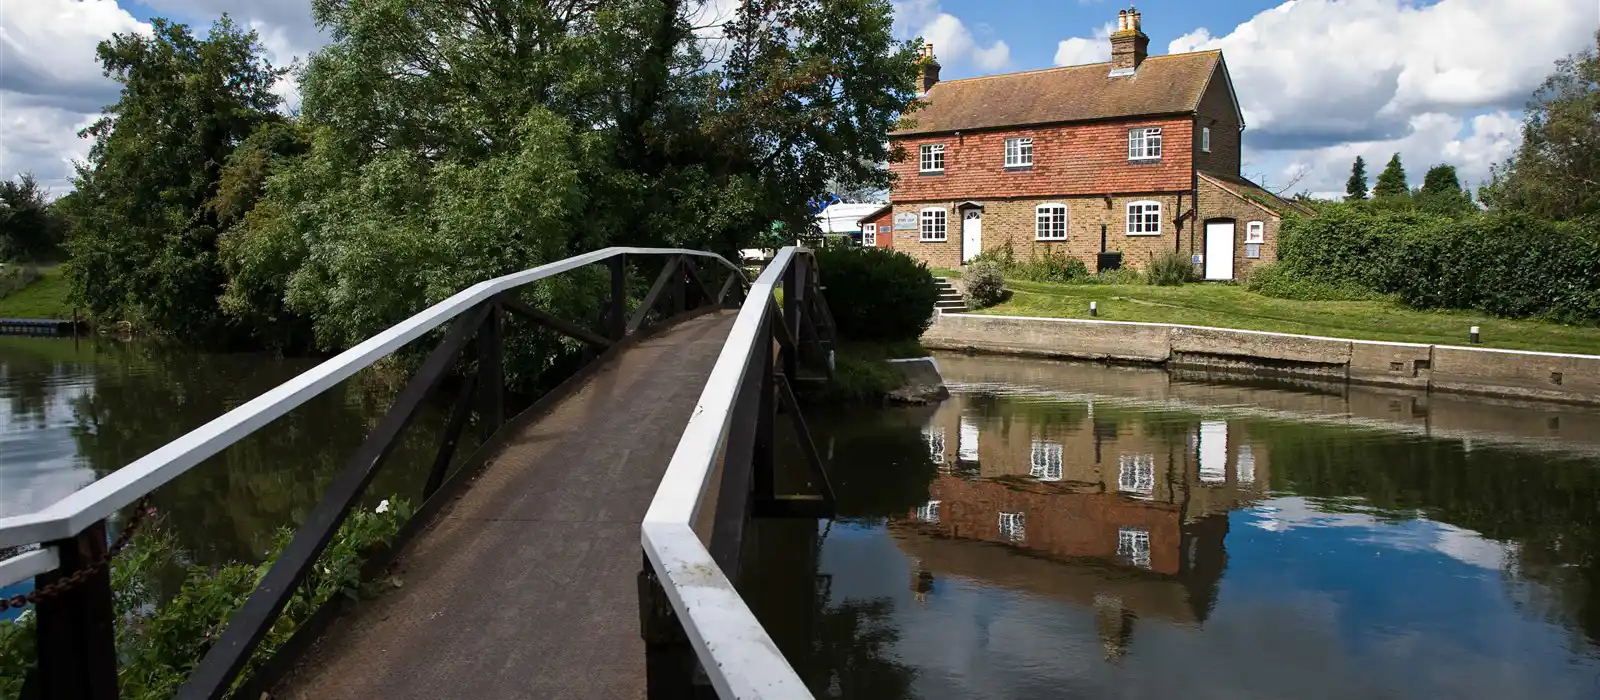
[0,335,454,618]
[748,353,1600,699]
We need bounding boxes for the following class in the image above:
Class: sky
[1,0,1596,199]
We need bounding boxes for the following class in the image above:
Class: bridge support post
[638,554,700,700]
[478,302,503,437]
[35,521,119,700]
[608,254,627,340]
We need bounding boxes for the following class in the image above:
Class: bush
[812,246,937,341]
[1245,264,1389,301]
[971,241,1089,283]
[965,260,1006,308]
[0,264,42,298]
[1145,252,1193,286]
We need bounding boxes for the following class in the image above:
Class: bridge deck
[276,311,739,700]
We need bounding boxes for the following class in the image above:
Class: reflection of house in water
[900,392,1270,658]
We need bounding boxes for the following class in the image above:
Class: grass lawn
[972,279,1600,355]
[0,265,75,319]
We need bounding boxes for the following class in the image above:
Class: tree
[0,174,64,261]
[1480,31,1600,220]
[63,17,284,341]
[1344,156,1369,200]
[1420,164,1462,195]
[1373,153,1409,199]
[1416,163,1476,215]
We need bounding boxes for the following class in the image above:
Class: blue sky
[2,0,1595,196]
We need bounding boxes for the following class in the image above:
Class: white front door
[1205,221,1235,280]
[961,209,983,263]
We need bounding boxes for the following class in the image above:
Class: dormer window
[920,143,945,173]
[1004,137,1033,168]
[1128,127,1162,161]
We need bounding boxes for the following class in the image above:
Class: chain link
[0,496,152,614]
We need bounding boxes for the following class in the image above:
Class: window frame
[920,207,948,242]
[1127,127,1163,161]
[1245,221,1264,259]
[1035,203,1068,241]
[1118,454,1156,497]
[919,143,946,173]
[1201,126,1211,153]
[1030,440,1064,482]
[862,222,877,247]
[999,511,1026,542]
[922,426,946,465]
[1126,200,1163,236]
[1004,137,1034,168]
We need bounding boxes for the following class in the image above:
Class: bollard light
[1090,301,1098,317]
[1470,326,1481,344]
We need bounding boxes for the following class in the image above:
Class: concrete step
[935,301,969,311]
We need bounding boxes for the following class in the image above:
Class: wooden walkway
[276,311,738,700]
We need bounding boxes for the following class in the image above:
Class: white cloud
[1247,496,1514,570]
[893,0,1011,73]
[1053,22,1114,67]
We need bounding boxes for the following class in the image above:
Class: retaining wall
[922,312,1600,406]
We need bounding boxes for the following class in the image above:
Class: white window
[999,511,1026,542]
[1004,137,1033,168]
[1030,441,1063,481]
[919,143,945,173]
[1199,420,1228,484]
[922,426,946,464]
[920,207,947,241]
[1126,200,1162,236]
[1035,204,1067,241]
[1118,454,1155,497]
[1245,221,1264,259]
[916,500,941,523]
[1128,127,1162,160]
[958,416,979,462]
[1201,126,1211,153]
[1118,528,1152,569]
[1237,444,1256,485]
[862,223,877,247]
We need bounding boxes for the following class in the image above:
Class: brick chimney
[918,43,941,94]
[1109,7,1149,74]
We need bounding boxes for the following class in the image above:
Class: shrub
[0,264,41,298]
[1145,252,1193,286]
[1245,263,1389,301]
[970,241,1088,283]
[812,246,937,341]
[964,260,1006,308]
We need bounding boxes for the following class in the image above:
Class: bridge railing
[642,245,840,699]
[0,247,745,700]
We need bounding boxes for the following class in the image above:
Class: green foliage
[1345,155,1369,201]
[63,17,285,341]
[1080,267,1143,285]
[970,240,1089,283]
[1373,153,1410,199]
[0,264,42,298]
[0,266,72,318]
[1420,164,1463,196]
[964,260,1006,308]
[1144,251,1193,286]
[1244,263,1389,301]
[1278,204,1600,324]
[813,246,937,341]
[1480,32,1600,221]
[0,498,412,699]
[0,175,65,261]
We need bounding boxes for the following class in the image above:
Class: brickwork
[860,210,894,248]
[1193,69,1241,177]
[889,193,1188,271]
[1197,175,1279,279]
[888,117,1194,202]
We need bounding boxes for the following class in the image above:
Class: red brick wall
[889,117,1194,203]
[861,211,893,248]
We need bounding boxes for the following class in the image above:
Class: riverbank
[806,340,946,405]
[923,312,1600,406]
[0,266,72,320]
[956,277,1600,355]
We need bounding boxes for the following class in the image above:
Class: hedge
[812,246,937,341]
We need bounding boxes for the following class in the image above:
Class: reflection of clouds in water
[0,371,95,517]
[1246,496,1513,571]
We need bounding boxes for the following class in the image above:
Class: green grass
[0,265,74,319]
[975,279,1600,355]
[803,340,931,404]
[930,267,962,279]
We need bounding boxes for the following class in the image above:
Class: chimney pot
[1109,6,1149,73]
[917,44,941,93]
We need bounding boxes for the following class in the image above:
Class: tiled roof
[892,51,1222,136]
[1199,171,1317,217]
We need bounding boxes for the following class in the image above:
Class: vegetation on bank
[974,279,1600,355]
[0,266,73,319]
[0,499,411,699]
[808,247,938,403]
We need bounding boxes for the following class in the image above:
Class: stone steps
[934,277,967,312]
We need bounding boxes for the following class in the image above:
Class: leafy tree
[1344,156,1369,200]
[1420,164,1462,195]
[1481,31,1600,221]
[1373,153,1409,199]
[1416,163,1476,215]
[63,17,284,340]
[0,174,64,261]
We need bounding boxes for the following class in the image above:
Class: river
[4,338,1600,697]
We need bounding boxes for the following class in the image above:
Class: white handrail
[0,547,59,589]
[642,246,814,699]
[0,247,739,551]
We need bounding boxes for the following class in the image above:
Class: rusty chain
[0,496,152,614]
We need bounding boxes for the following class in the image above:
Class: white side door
[961,210,983,263]
[1205,221,1235,280]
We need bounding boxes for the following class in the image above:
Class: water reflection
[756,353,1600,699]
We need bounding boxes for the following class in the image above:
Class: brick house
[877,8,1311,280]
